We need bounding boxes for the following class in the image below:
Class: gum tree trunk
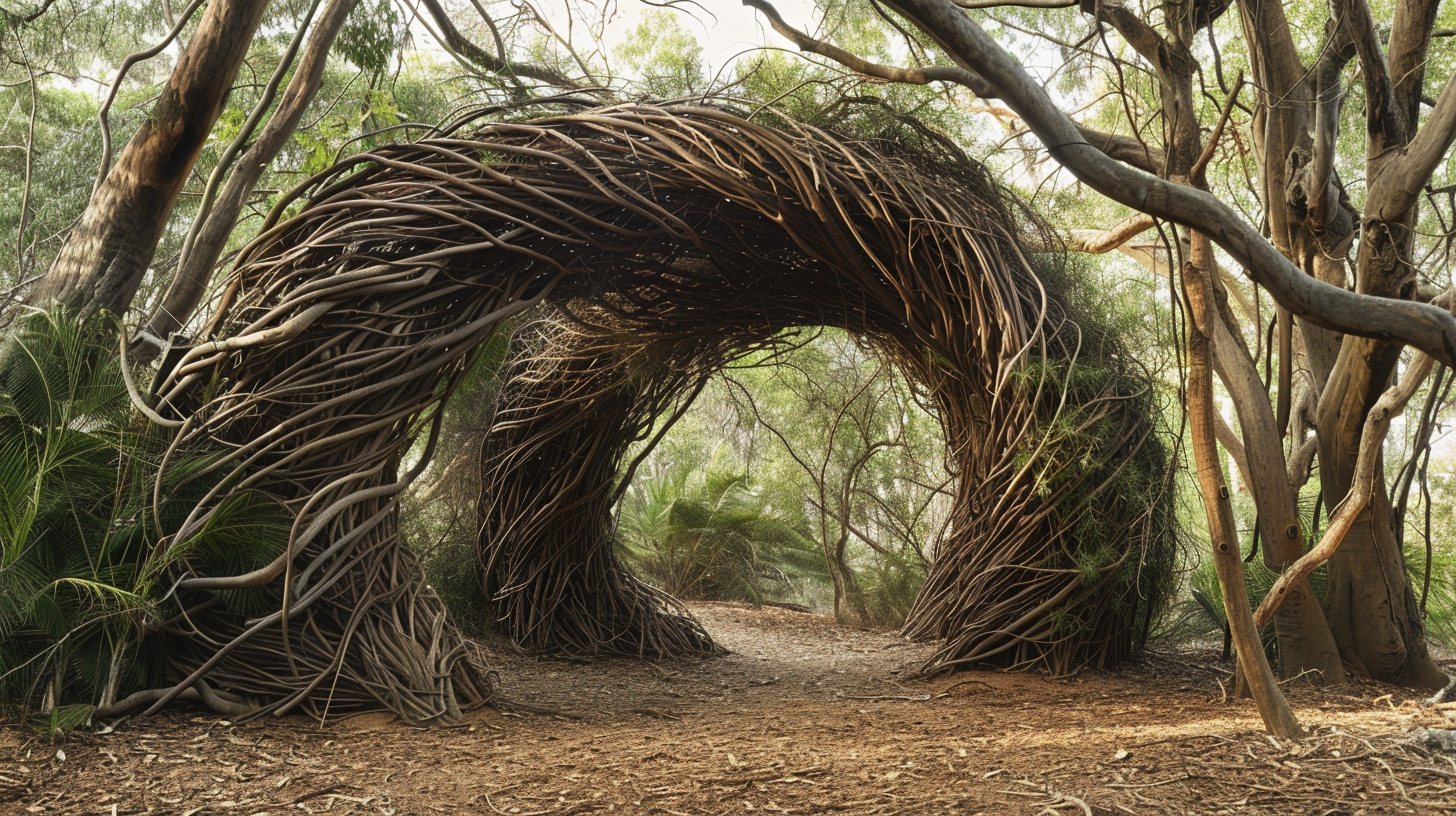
[1317,337,1448,687]
[25,0,271,318]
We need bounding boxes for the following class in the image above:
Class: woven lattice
[145,101,1175,721]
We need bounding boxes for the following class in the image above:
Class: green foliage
[1401,458,1456,652]
[336,0,406,74]
[294,114,356,177]
[614,10,706,98]
[1179,555,1321,661]
[619,464,828,604]
[0,85,101,285]
[856,545,927,628]
[0,312,288,719]
[1005,253,1181,656]
[621,328,945,625]
[1186,557,1320,630]
[0,312,157,714]
[1421,541,1456,651]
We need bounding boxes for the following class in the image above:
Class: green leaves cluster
[0,312,288,720]
[619,467,828,605]
[335,0,405,74]
[0,312,161,716]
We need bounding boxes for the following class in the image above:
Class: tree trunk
[827,531,866,625]
[138,0,358,355]
[1210,309,1346,683]
[1186,233,1303,739]
[1317,337,1447,687]
[25,0,271,319]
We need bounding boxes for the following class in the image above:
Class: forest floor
[5,602,1456,815]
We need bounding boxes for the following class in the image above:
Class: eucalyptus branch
[879,0,1456,367]
[175,0,324,280]
[1386,0,1441,120]
[1067,213,1154,254]
[955,0,1074,7]
[1075,0,1165,69]
[466,0,508,61]
[14,29,36,276]
[1380,71,1456,218]
[417,0,583,88]
[1,0,55,28]
[139,0,359,356]
[1336,0,1403,145]
[745,0,1165,173]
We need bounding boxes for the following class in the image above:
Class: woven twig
[144,100,1175,721]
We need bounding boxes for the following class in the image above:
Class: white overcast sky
[401,0,823,82]
[611,0,819,73]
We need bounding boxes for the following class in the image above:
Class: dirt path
[5,603,1456,815]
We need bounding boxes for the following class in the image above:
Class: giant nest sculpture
[133,101,1176,723]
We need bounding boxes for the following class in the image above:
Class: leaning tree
[7,0,599,345]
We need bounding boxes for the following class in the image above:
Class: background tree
[4,0,600,338]
[721,333,941,625]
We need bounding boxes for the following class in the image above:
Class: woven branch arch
[149,101,1176,722]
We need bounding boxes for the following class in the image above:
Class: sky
[609,0,819,73]
[401,0,823,85]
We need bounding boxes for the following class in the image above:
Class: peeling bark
[25,0,271,319]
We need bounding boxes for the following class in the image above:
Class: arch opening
[149,102,1177,722]
[605,325,951,627]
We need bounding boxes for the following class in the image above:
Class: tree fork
[137,0,359,358]
[1210,308,1346,684]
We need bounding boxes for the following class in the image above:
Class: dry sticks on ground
[140,100,1175,721]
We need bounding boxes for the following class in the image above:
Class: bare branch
[139,0,359,355]
[1212,409,1250,489]
[746,0,1164,174]
[176,0,324,278]
[1067,213,1154,253]
[881,0,1456,367]
[1379,70,1456,218]
[1305,18,1355,232]
[1387,0,1441,123]
[1336,0,1404,146]
[744,0,996,96]
[1076,0,1164,69]
[1288,434,1317,487]
[1,0,56,28]
[465,0,508,61]
[1189,71,1244,185]
[417,0,582,89]
[955,0,1074,7]
[1076,127,1164,174]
